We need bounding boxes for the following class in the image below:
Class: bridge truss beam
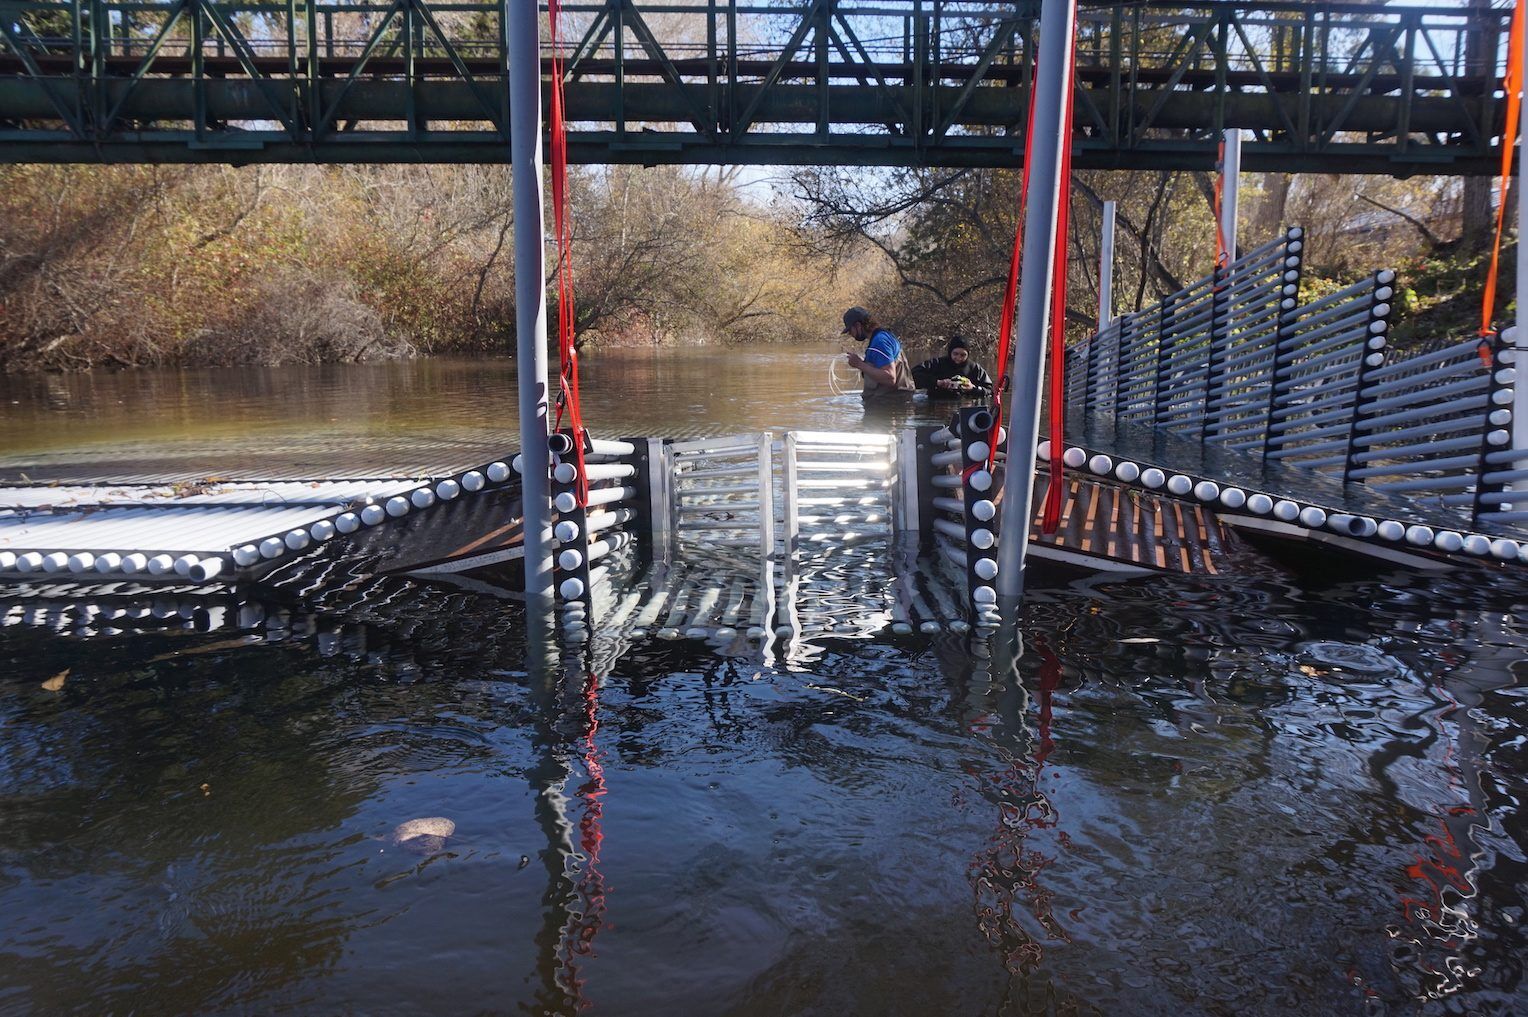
[0,0,1512,174]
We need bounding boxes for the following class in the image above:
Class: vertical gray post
[1512,35,1528,498]
[1220,129,1241,262]
[995,0,1077,604]
[1098,199,1116,328]
[508,2,554,603]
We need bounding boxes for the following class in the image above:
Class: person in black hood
[912,335,994,399]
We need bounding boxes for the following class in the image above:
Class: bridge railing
[0,0,1511,168]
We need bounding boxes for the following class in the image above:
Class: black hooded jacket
[912,349,994,398]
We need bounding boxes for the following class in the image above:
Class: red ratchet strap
[1037,7,1080,534]
[1481,0,1525,346]
[548,0,589,506]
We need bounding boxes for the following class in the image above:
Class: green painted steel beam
[0,0,1511,175]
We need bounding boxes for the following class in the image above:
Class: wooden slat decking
[1016,473,1241,577]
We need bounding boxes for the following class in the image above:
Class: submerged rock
[389,817,456,854]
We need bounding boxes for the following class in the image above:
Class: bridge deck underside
[0,1,1510,172]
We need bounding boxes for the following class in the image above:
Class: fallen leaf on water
[199,783,211,797]
[41,668,69,692]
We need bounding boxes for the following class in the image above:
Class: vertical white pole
[1220,129,1242,263]
[1098,199,1116,327]
[508,2,554,603]
[1513,28,1528,497]
[995,0,1077,604]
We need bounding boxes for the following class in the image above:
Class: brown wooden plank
[1129,494,1145,564]
[1078,483,1102,552]
[1106,486,1123,559]
[1170,500,1191,573]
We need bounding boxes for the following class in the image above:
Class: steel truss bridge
[0,0,1514,172]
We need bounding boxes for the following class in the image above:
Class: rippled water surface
[2,351,1526,1015]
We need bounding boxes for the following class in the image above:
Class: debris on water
[1297,641,1403,676]
[40,669,69,692]
[1119,637,1160,644]
[518,855,531,870]
[199,783,211,797]
[806,684,865,702]
[389,817,456,855]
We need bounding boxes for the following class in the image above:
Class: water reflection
[0,558,1525,1012]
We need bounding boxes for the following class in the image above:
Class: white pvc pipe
[121,552,147,573]
[1221,130,1240,263]
[95,551,122,573]
[1099,199,1116,327]
[190,557,224,582]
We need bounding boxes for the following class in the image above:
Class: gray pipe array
[920,407,1002,628]
[1066,227,1523,533]
[547,433,650,644]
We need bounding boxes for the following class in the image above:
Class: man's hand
[936,378,954,390]
[845,351,864,369]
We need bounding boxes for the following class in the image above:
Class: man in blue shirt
[841,306,916,400]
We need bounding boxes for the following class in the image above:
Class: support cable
[549,0,589,507]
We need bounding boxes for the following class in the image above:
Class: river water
[1,350,1525,1015]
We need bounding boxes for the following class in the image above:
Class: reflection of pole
[1220,129,1241,262]
[508,1,554,605]
[1098,200,1116,328]
[996,0,1077,603]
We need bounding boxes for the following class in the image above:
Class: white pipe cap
[385,496,410,518]
[1062,447,1087,468]
[410,488,436,509]
[1114,461,1141,483]
[284,529,311,551]
[461,471,486,492]
[1246,493,1274,514]
[486,461,512,483]
[1273,500,1300,522]
[970,528,996,550]
[968,470,993,492]
[361,504,387,526]
[971,499,997,522]
[310,520,336,542]
[436,479,461,500]
[1167,475,1193,496]
[1141,468,1166,489]
[1298,506,1327,528]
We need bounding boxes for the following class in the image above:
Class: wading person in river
[840,306,916,401]
[912,335,994,400]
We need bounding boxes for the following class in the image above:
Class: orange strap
[1482,0,1525,339]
